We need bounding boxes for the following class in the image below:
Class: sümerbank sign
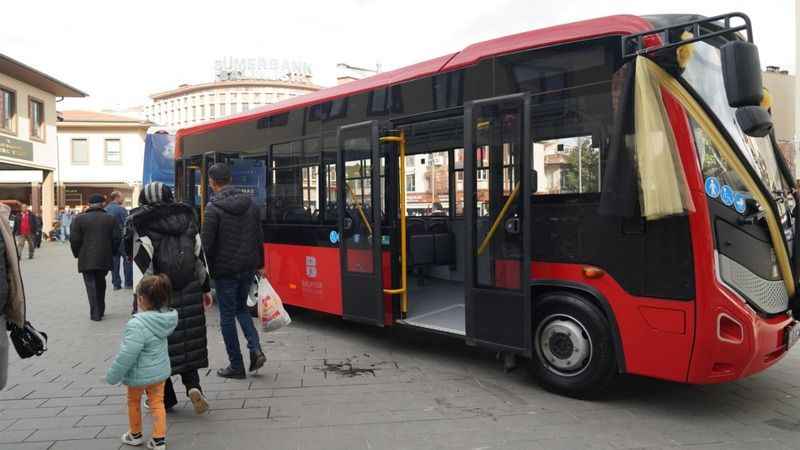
[214,57,313,84]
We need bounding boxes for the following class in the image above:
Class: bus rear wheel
[530,292,617,398]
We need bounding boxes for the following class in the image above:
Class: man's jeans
[59,226,70,242]
[111,255,133,289]
[215,272,261,370]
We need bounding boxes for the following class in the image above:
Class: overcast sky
[2,0,795,111]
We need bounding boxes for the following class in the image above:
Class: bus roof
[175,14,652,156]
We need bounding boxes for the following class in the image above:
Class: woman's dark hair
[135,274,172,309]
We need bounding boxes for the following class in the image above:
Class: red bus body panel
[264,243,393,325]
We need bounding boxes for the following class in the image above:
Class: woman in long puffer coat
[125,182,212,414]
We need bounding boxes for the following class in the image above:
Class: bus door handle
[505,217,521,235]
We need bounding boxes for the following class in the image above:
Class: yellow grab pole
[477,182,520,256]
[379,133,408,315]
[344,182,373,237]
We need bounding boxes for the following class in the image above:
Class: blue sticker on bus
[720,185,734,206]
[733,192,748,214]
[329,230,339,244]
[704,177,721,198]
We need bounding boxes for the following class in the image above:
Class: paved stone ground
[4,243,800,449]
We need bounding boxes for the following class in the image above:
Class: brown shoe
[188,388,209,414]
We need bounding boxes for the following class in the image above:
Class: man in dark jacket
[202,163,266,379]
[70,194,121,321]
[105,191,132,290]
[127,182,212,414]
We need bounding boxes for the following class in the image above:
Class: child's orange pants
[126,381,166,439]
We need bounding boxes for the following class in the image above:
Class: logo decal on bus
[306,256,317,278]
[733,192,748,214]
[329,230,339,244]
[720,185,734,206]
[704,177,721,199]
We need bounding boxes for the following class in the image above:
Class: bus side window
[530,83,612,196]
[269,139,321,224]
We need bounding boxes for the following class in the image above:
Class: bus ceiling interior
[395,117,467,336]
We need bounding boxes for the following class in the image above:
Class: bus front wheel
[530,292,617,398]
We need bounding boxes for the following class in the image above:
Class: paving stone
[0,406,65,419]
[49,438,123,449]
[59,404,124,416]
[8,416,82,430]
[75,413,130,426]
[0,442,53,450]
[41,396,104,407]
[0,429,34,443]
[25,426,103,442]
[0,398,46,409]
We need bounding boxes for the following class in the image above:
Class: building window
[71,138,89,164]
[104,139,122,164]
[406,174,415,192]
[219,103,226,116]
[242,103,249,111]
[231,103,237,114]
[0,87,16,134]
[210,104,216,119]
[29,98,45,141]
[200,105,205,120]
[192,106,196,121]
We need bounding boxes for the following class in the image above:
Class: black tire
[529,291,617,398]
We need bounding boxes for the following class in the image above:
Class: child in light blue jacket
[107,274,177,450]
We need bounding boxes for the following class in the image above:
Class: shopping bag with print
[257,275,291,332]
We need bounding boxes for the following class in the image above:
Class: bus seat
[407,218,426,235]
[427,219,448,233]
[409,234,435,266]
[283,207,311,223]
[433,232,453,265]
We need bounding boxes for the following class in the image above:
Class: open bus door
[337,121,385,325]
[179,155,207,220]
[464,94,532,353]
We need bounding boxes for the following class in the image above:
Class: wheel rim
[536,313,593,377]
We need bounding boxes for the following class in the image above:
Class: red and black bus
[174,13,799,396]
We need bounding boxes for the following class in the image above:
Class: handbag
[7,321,47,358]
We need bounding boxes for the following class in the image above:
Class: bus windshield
[681,41,790,199]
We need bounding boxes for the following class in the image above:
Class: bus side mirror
[720,41,763,108]
[531,170,538,193]
[736,106,773,137]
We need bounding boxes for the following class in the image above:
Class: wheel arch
[531,280,626,373]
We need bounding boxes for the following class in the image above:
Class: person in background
[126,182,212,414]
[32,209,42,249]
[59,207,74,243]
[13,205,36,259]
[202,163,266,379]
[106,191,133,290]
[70,194,121,321]
[106,274,177,450]
[0,203,26,390]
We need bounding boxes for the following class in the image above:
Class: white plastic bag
[257,276,291,332]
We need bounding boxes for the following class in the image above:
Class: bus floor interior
[397,218,466,335]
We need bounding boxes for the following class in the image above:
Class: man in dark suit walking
[70,194,121,321]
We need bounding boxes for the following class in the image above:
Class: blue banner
[142,132,175,187]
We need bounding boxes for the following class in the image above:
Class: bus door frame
[464,93,532,354]
[336,121,385,325]
[180,155,206,219]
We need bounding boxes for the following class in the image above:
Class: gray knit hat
[139,182,174,205]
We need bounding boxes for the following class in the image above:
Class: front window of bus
[681,41,791,203]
